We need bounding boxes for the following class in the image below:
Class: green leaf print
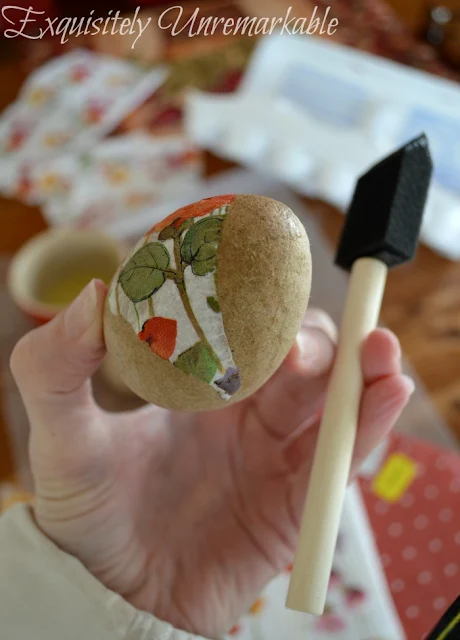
[158,224,177,241]
[206,296,220,313]
[193,257,216,276]
[177,218,195,234]
[174,341,219,384]
[181,216,225,276]
[118,242,170,302]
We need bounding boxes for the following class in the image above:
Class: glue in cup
[8,229,124,324]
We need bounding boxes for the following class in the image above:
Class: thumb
[10,279,107,425]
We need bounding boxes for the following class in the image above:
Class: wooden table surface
[1,0,460,480]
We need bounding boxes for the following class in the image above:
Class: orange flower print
[15,169,32,199]
[107,74,130,87]
[329,568,341,589]
[70,64,90,83]
[125,192,155,209]
[5,126,28,152]
[38,173,69,195]
[26,86,53,108]
[249,597,265,616]
[344,586,366,608]
[102,162,130,185]
[315,614,346,632]
[43,131,72,148]
[148,194,236,234]
[228,624,241,636]
[138,317,177,360]
[167,149,201,169]
[84,101,107,125]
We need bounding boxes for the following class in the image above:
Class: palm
[34,377,323,638]
[112,398,320,637]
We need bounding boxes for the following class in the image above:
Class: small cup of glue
[7,229,124,325]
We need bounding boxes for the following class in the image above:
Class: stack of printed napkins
[0,49,202,232]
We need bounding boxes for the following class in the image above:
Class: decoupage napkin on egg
[0,49,165,203]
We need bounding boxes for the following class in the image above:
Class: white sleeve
[0,504,211,640]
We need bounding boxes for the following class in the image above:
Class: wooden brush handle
[286,257,388,615]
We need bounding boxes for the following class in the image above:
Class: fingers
[287,330,413,523]
[250,309,337,438]
[350,373,414,474]
[361,328,402,384]
[287,370,413,527]
[353,327,412,469]
[348,327,409,470]
[300,308,338,343]
[286,328,409,471]
[10,279,107,428]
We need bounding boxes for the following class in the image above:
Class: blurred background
[0,1,460,639]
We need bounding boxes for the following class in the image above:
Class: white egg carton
[185,34,460,260]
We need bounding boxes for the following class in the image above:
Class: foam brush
[286,134,433,615]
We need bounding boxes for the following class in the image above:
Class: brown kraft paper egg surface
[104,194,311,411]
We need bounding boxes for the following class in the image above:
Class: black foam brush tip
[336,134,433,271]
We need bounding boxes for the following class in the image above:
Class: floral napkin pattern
[32,132,203,230]
[0,49,165,203]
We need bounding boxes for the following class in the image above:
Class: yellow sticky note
[372,453,417,503]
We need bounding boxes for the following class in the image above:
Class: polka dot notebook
[360,432,460,640]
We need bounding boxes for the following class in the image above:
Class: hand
[11,280,413,638]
